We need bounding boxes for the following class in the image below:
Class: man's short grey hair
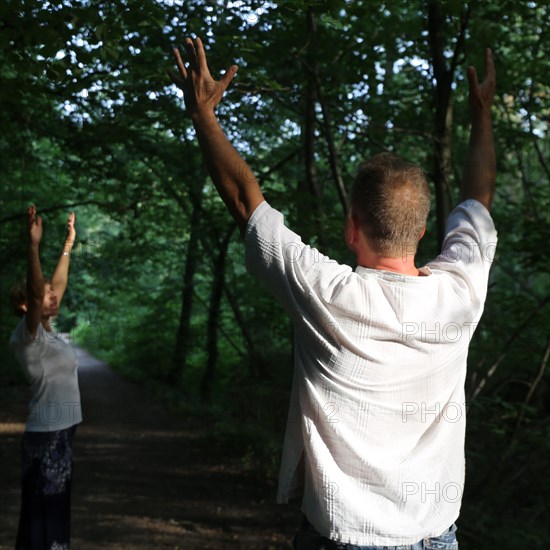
[350,152,431,258]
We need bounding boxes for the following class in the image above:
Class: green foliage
[1,1,549,546]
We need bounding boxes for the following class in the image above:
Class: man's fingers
[467,66,478,91]
[184,38,199,72]
[220,64,239,91]
[172,48,187,80]
[484,47,495,82]
[194,37,210,74]
[167,69,185,89]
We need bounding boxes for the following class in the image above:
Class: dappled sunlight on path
[0,344,298,549]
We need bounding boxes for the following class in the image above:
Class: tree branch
[468,295,550,403]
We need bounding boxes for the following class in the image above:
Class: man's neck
[356,250,421,277]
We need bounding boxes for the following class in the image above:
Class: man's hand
[65,212,76,248]
[169,37,238,117]
[467,48,495,116]
[27,205,42,246]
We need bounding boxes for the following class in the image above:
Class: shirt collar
[354,265,433,278]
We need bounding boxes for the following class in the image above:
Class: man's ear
[419,224,426,240]
[20,303,28,313]
[345,214,359,251]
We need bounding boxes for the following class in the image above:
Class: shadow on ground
[0,344,299,549]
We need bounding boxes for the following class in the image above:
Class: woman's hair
[350,152,431,258]
[9,278,50,317]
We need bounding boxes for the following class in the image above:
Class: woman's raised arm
[51,211,76,310]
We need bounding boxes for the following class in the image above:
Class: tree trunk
[301,9,348,218]
[315,76,349,217]
[200,223,236,403]
[169,184,204,384]
[224,286,264,377]
[302,9,327,247]
[428,0,469,250]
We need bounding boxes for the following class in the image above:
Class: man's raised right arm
[169,37,264,235]
[460,48,496,211]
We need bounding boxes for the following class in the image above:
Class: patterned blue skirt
[16,425,78,550]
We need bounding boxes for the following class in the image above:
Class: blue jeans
[293,516,458,550]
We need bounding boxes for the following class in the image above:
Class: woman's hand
[65,212,76,249]
[27,205,42,246]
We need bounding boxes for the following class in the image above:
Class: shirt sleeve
[426,199,498,313]
[244,201,352,323]
[8,317,44,353]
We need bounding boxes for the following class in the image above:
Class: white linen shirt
[244,199,497,546]
[9,318,82,432]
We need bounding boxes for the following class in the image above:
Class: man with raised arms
[169,39,496,549]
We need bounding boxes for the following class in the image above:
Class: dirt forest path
[0,344,300,549]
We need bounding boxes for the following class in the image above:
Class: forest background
[1,0,548,548]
